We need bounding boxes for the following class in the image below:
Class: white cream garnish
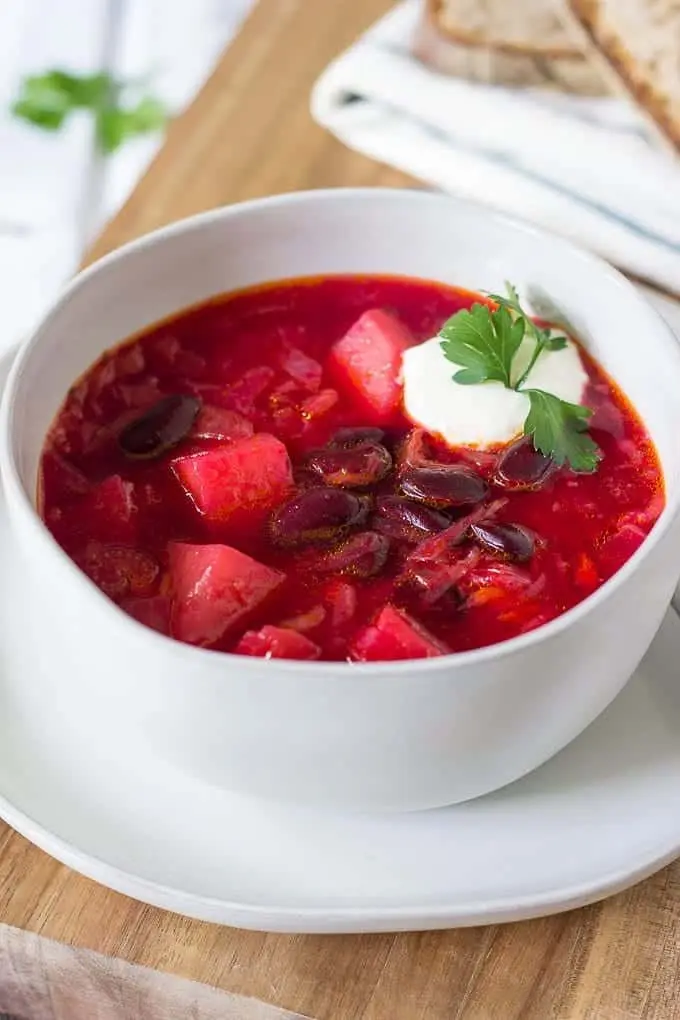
[402,331,588,449]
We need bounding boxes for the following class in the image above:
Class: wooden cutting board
[1,1,679,1018]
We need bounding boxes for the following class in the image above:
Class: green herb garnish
[439,282,600,473]
[523,390,597,472]
[12,70,167,154]
[438,302,524,387]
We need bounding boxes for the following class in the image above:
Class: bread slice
[414,0,608,95]
[428,0,582,58]
[564,0,680,152]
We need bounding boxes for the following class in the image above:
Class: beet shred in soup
[39,275,664,662]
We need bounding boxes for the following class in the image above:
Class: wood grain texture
[2,0,680,1017]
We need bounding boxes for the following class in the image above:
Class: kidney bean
[119,394,201,459]
[311,531,390,578]
[469,522,536,562]
[329,426,385,448]
[398,428,432,470]
[270,488,369,547]
[494,437,556,491]
[400,465,488,508]
[372,495,450,544]
[306,442,392,488]
[399,428,496,477]
[408,499,507,564]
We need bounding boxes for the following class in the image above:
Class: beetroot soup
[39,275,664,662]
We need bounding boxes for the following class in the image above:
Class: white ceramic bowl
[3,188,680,812]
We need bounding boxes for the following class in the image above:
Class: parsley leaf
[123,95,167,131]
[11,73,77,130]
[436,282,600,473]
[12,97,67,131]
[523,390,600,473]
[543,333,568,352]
[95,97,166,154]
[12,69,166,155]
[489,281,567,385]
[95,107,127,155]
[38,70,111,107]
[439,303,525,387]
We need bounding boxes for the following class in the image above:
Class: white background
[0,0,253,351]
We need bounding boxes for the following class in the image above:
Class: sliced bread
[428,0,583,58]
[414,0,608,95]
[564,0,680,152]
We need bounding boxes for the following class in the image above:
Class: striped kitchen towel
[311,0,680,296]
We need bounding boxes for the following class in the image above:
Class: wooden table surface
[3,1,680,1017]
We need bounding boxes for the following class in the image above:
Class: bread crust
[414,0,608,95]
[565,0,680,153]
[425,0,584,60]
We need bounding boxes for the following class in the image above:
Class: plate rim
[0,709,679,933]
[2,790,679,932]
[1,342,679,934]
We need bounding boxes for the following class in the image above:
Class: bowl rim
[3,185,680,678]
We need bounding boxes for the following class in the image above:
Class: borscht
[39,275,664,662]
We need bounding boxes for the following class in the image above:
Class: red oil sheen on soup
[39,275,664,661]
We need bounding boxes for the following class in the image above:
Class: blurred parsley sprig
[12,69,167,154]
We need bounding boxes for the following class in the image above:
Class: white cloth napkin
[311,0,680,296]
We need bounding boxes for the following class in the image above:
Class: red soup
[39,275,664,661]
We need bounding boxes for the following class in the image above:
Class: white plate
[2,344,680,934]
[1,493,680,933]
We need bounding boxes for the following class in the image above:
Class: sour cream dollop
[401,332,588,449]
